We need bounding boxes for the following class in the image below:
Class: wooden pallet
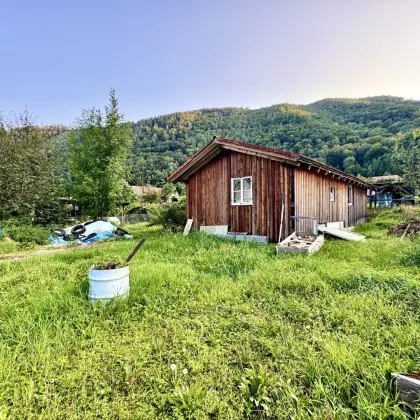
[276,232,324,255]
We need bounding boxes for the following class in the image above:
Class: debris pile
[49,219,132,245]
[285,235,317,249]
[388,222,420,238]
[277,232,324,255]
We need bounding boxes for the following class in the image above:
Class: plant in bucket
[88,238,145,303]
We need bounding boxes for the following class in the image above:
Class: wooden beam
[220,144,301,166]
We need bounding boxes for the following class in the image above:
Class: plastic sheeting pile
[48,220,133,245]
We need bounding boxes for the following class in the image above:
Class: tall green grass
[0,213,419,418]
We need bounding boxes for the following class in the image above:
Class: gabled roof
[168,136,371,188]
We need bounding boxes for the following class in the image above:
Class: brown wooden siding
[348,185,367,226]
[186,150,367,242]
[186,150,291,242]
[294,168,367,229]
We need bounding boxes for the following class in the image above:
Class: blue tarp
[48,221,133,246]
[78,231,116,244]
[48,235,68,245]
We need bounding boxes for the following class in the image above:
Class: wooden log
[392,373,420,407]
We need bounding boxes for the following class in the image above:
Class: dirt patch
[404,371,420,381]
[0,241,112,262]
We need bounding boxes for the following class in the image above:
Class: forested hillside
[53,96,420,186]
[128,96,420,185]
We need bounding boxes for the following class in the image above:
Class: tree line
[1,94,419,225]
[0,90,133,224]
[128,97,420,185]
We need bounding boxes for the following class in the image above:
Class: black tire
[71,224,86,235]
[51,228,66,237]
[80,232,97,242]
[115,227,128,236]
[83,220,94,226]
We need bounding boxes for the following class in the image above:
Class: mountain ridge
[49,96,420,186]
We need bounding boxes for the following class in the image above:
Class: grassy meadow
[0,208,419,418]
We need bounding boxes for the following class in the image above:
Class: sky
[1,0,419,125]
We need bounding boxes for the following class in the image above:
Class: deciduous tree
[0,111,63,223]
[394,129,420,192]
[69,89,131,218]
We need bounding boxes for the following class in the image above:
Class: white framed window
[348,185,353,206]
[231,176,253,205]
[330,188,335,202]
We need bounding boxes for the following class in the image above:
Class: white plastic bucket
[88,266,130,303]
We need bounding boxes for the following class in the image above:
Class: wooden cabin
[168,137,370,242]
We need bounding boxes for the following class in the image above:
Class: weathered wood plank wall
[294,168,367,228]
[186,150,367,242]
[186,151,291,242]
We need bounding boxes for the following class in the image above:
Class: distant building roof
[132,186,163,197]
[371,175,401,183]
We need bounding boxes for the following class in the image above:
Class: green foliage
[52,96,420,187]
[69,89,132,219]
[0,111,65,224]
[169,386,208,419]
[126,204,147,215]
[148,200,186,231]
[401,204,420,223]
[4,222,50,245]
[175,182,186,196]
[239,364,272,417]
[127,96,420,185]
[162,182,176,198]
[92,256,128,270]
[117,182,138,206]
[0,213,419,418]
[393,129,420,191]
[142,191,161,204]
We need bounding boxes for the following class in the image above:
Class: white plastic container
[88,266,130,303]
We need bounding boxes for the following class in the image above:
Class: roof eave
[299,155,372,188]
[167,140,221,182]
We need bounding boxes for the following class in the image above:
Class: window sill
[231,203,253,206]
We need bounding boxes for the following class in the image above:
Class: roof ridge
[213,136,301,158]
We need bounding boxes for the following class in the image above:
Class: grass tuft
[0,213,419,418]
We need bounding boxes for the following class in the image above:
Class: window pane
[243,177,252,190]
[243,190,252,202]
[233,191,241,203]
[233,179,241,191]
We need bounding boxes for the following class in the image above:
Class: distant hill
[128,96,420,185]
[50,96,420,186]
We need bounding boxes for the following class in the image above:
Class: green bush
[148,199,186,231]
[143,191,161,204]
[126,204,147,215]
[401,205,420,223]
[5,223,50,245]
